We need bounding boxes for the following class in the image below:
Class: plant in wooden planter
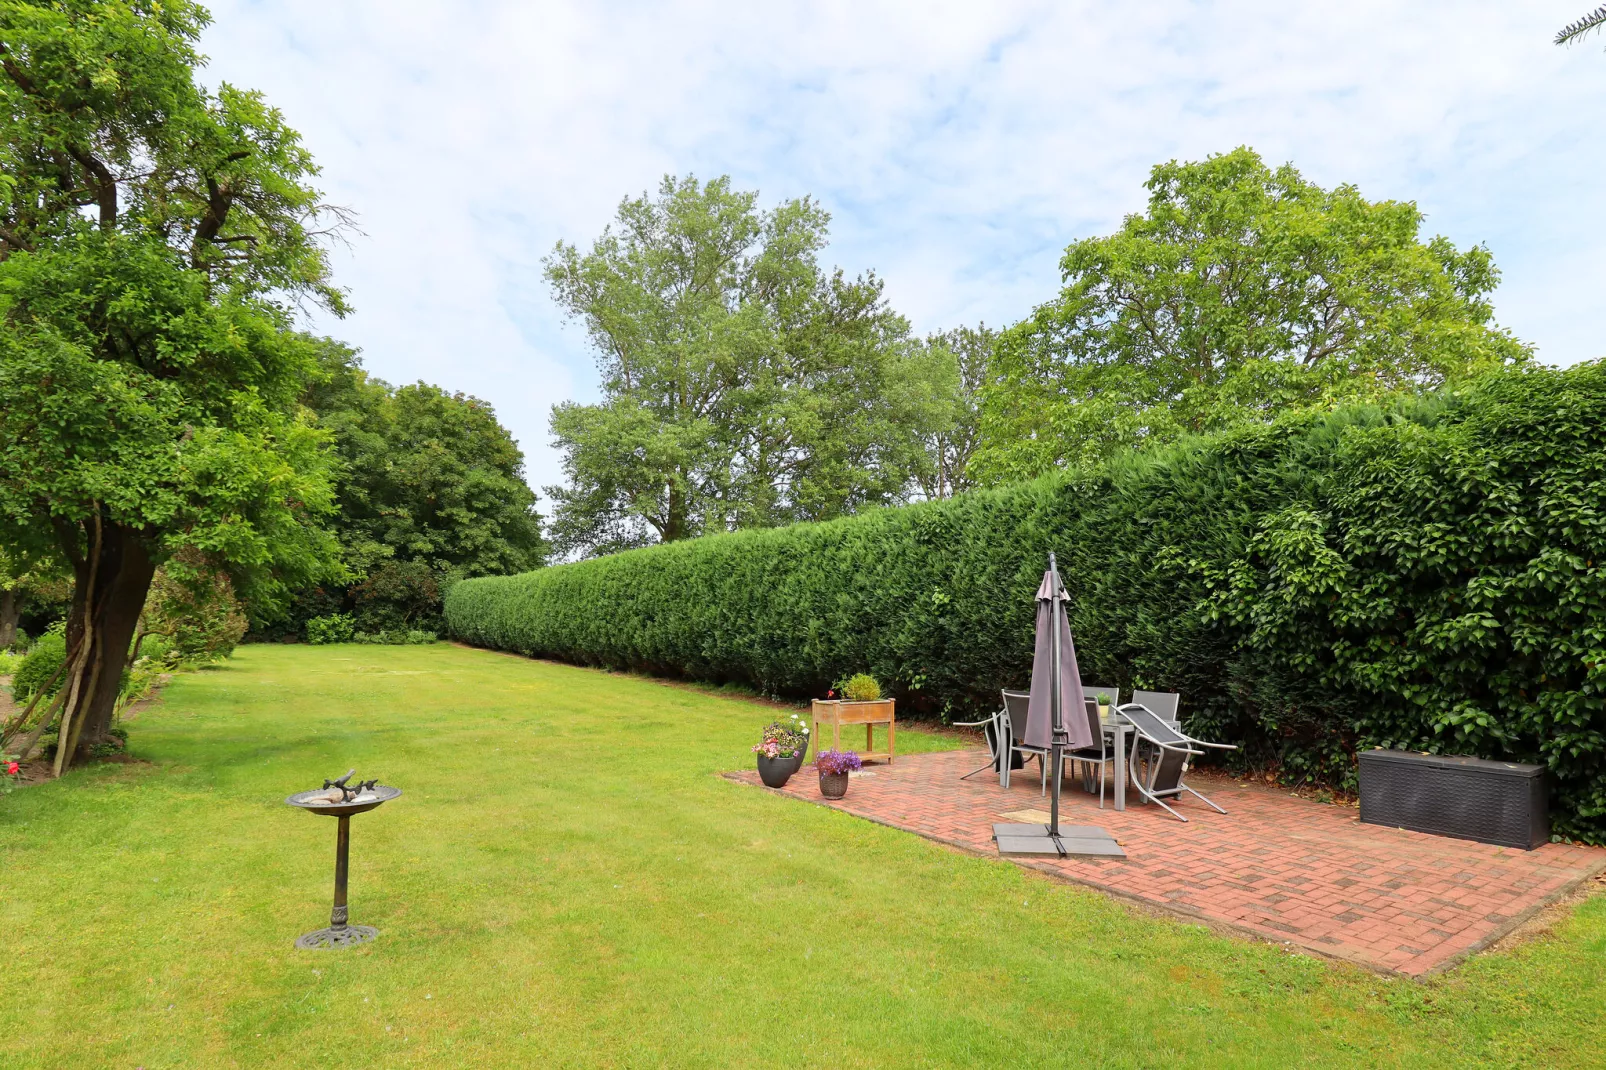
[815,748,862,799]
[813,674,896,764]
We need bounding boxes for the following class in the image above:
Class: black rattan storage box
[1358,749,1548,850]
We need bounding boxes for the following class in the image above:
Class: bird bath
[286,770,402,949]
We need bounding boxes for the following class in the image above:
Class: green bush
[305,614,356,645]
[839,674,882,702]
[11,626,66,704]
[447,366,1606,840]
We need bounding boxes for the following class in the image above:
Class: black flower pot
[819,771,849,799]
[757,753,795,788]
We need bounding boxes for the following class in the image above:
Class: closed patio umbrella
[995,552,1121,859]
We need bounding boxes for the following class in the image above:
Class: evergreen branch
[1557,5,1606,45]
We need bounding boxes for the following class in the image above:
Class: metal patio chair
[1115,702,1236,822]
[1064,697,1116,808]
[1001,689,1049,794]
[1130,689,1180,724]
[953,691,1044,790]
[954,707,1012,782]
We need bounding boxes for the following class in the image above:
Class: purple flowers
[815,748,862,776]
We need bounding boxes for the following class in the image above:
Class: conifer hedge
[448,365,1606,839]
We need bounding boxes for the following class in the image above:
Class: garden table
[1099,718,1130,811]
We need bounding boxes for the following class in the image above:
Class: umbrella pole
[1047,553,1065,850]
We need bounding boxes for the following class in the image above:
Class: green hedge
[449,365,1606,840]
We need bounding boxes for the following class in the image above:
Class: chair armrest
[950,718,993,728]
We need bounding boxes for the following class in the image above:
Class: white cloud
[201,0,1606,491]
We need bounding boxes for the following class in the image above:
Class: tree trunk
[56,521,155,771]
[0,588,16,649]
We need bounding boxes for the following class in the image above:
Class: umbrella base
[993,823,1126,859]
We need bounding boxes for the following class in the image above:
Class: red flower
[4,761,17,776]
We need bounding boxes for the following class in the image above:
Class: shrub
[140,548,249,663]
[306,614,356,645]
[447,365,1606,840]
[11,626,66,704]
[839,674,882,702]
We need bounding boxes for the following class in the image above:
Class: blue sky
[202,1,1605,491]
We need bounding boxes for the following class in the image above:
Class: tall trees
[544,175,951,557]
[971,148,1529,484]
[911,326,992,500]
[0,1,346,769]
[300,341,545,628]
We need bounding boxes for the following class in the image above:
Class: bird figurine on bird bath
[286,770,402,949]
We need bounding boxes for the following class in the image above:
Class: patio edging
[721,769,1606,979]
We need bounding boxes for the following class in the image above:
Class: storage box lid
[1359,748,1544,778]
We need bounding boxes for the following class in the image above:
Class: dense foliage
[274,341,544,635]
[450,364,1606,840]
[543,174,957,556]
[972,148,1529,484]
[0,0,347,767]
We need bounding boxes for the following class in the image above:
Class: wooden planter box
[812,699,895,765]
[1358,749,1548,850]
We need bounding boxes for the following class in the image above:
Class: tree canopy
[543,174,954,557]
[0,0,347,767]
[296,341,545,630]
[971,147,1529,484]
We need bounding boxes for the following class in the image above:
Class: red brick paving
[728,748,1606,976]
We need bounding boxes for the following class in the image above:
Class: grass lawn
[2,644,1603,1068]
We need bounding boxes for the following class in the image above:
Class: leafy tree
[544,174,949,557]
[912,325,993,500]
[971,147,1529,484]
[0,1,346,771]
[294,341,544,631]
[1557,6,1606,46]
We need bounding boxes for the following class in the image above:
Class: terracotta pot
[819,771,849,799]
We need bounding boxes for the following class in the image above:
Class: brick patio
[729,748,1606,976]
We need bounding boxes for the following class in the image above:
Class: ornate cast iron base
[295,924,379,950]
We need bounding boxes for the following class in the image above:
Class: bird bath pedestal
[286,771,402,949]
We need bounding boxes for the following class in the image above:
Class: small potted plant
[753,721,808,788]
[780,711,810,768]
[815,748,862,799]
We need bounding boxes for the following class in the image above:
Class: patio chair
[953,708,1020,782]
[1115,702,1237,822]
[1065,697,1116,808]
[1130,689,1180,724]
[1001,689,1049,794]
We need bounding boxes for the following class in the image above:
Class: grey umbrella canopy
[1024,563,1094,753]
